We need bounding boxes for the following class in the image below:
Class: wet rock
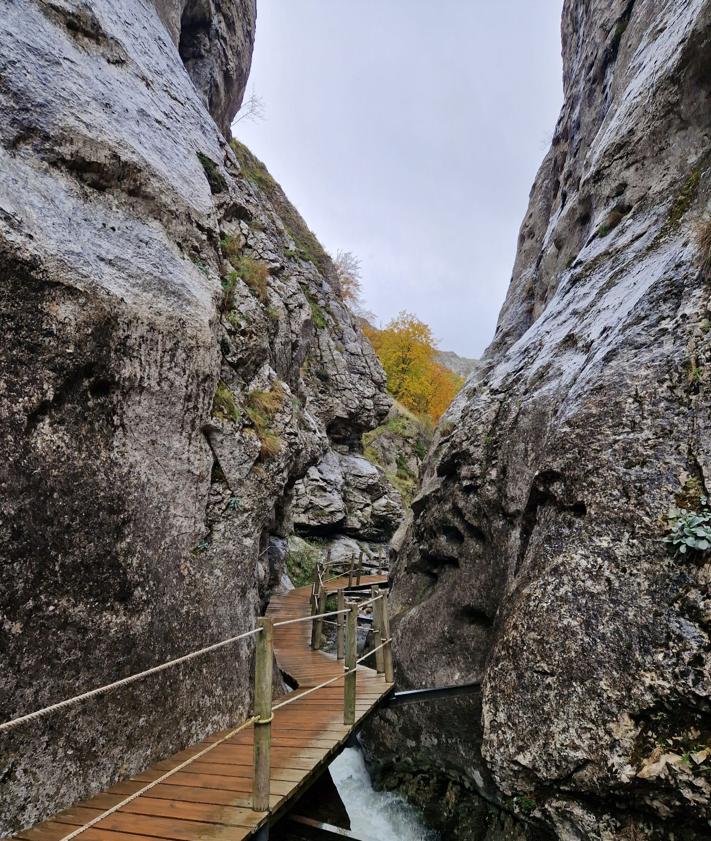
[290,451,403,542]
[366,1,711,838]
[0,1,391,833]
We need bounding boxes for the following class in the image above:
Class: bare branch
[334,250,365,312]
[235,88,266,125]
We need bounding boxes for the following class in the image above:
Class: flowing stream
[329,747,439,840]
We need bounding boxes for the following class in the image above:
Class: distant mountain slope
[435,349,478,379]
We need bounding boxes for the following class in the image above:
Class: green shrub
[514,796,537,815]
[665,505,711,555]
[212,381,240,423]
[221,272,238,312]
[286,536,321,587]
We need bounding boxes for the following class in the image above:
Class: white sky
[234,1,565,358]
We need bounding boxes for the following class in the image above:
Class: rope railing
[4,559,393,830]
[0,626,262,735]
[273,607,348,628]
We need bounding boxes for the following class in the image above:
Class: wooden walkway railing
[6,559,394,841]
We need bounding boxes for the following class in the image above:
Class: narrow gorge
[1,2,710,841]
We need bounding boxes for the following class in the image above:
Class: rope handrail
[357,593,384,609]
[357,638,391,664]
[270,637,393,712]
[1,572,386,733]
[272,672,346,710]
[1,563,389,735]
[0,626,262,734]
[273,607,349,627]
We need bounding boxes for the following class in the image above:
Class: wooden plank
[71,795,263,828]
[16,822,176,841]
[106,782,279,811]
[52,809,252,841]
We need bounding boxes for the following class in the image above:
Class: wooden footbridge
[3,561,394,841]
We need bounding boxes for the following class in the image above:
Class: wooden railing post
[344,603,357,724]
[356,551,363,586]
[372,587,385,674]
[381,591,394,684]
[348,556,354,588]
[336,588,345,660]
[310,569,320,649]
[313,585,326,650]
[253,617,273,811]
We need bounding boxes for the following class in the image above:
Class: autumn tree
[364,312,463,423]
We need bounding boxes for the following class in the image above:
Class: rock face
[290,450,403,542]
[154,0,257,135]
[0,1,390,833]
[367,2,711,839]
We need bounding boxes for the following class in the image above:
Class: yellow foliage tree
[364,312,464,423]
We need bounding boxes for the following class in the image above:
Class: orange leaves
[364,312,463,423]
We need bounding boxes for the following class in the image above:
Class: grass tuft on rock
[668,170,701,229]
[231,139,333,275]
[695,216,711,275]
[235,256,269,303]
[212,381,240,423]
[595,205,629,239]
[307,295,327,329]
[245,381,285,459]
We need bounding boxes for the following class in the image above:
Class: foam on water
[329,747,439,840]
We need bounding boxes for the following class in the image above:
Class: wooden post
[372,587,385,674]
[356,551,363,585]
[344,603,357,725]
[381,592,394,684]
[310,569,320,649]
[252,617,273,811]
[336,588,345,660]
[348,556,354,588]
[312,586,326,651]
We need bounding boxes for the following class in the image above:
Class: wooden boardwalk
[12,576,392,841]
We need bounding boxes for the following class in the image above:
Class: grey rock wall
[0,0,389,833]
[154,0,257,134]
[367,2,711,839]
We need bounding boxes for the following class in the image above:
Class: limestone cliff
[367,2,711,839]
[0,1,391,832]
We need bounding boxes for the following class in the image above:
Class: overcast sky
[234,1,565,358]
